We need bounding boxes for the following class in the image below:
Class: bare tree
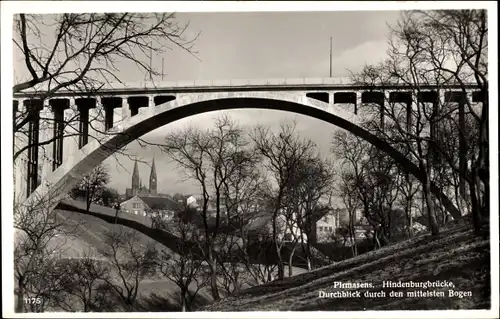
[14,189,78,313]
[54,254,113,312]
[162,114,257,301]
[350,10,488,235]
[294,157,335,271]
[251,121,317,280]
[331,131,371,249]
[13,13,197,95]
[158,217,208,312]
[69,163,110,212]
[216,233,246,296]
[101,229,158,311]
[332,130,403,248]
[12,13,199,205]
[334,170,362,257]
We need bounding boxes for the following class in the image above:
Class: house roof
[245,214,272,232]
[138,196,180,211]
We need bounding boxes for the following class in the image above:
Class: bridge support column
[14,99,28,202]
[75,98,96,149]
[101,97,122,131]
[388,91,413,134]
[445,91,468,198]
[355,91,362,115]
[24,99,44,197]
[361,91,385,130]
[49,99,68,171]
[113,105,122,128]
[39,104,54,184]
[89,97,105,140]
[148,95,155,108]
[121,97,131,121]
[63,98,79,164]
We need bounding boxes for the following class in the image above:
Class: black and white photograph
[2,1,498,318]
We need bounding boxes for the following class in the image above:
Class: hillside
[47,204,214,311]
[203,216,491,311]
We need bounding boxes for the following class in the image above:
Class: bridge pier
[49,99,67,171]
[75,98,96,149]
[39,104,54,184]
[445,91,468,198]
[14,99,28,202]
[63,99,79,168]
[24,99,44,197]
[361,91,385,130]
[388,91,413,134]
[101,97,122,131]
[89,97,106,139]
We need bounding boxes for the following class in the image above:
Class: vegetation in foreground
[203,216,490,311]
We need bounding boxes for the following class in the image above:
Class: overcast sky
[101,11,403,196]
[14,10,403,195]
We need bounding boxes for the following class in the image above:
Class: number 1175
[24,297,42,305]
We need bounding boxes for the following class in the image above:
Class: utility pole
[329,36,332,78]
[162,58,164,81]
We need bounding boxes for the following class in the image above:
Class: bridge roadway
[13,76,477,98]
[56,199,327,267]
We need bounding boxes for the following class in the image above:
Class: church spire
[149,158,158,195]
[149,158,157,195]
[132,158,140,194]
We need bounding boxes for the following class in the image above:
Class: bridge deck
[13,77,479,98]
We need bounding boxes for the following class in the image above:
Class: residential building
[120,194,180,218]
[313,209,340,242]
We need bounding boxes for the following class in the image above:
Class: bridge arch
[24,91,461,219]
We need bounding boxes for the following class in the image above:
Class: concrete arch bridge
[13,77,484,220]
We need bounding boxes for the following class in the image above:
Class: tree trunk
[180,289,187,312]
[305,240,312,271]
[208,250,220,301]
[275,240,284,280]
[86,191,92,213]
[468,168,482,236]
[422,169,439,236]
[406,196,413,237]
[288,244,297,277]
[374,229,381,249]
[349,214,357,256]
[16,277,24,313]
[272,213,284,280]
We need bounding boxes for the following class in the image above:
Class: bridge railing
[14,77,358,96]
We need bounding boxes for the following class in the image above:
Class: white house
[120,195,179,219]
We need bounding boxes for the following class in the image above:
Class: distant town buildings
[118,158,427,245]
[120,195,180,218]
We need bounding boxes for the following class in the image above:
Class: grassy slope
[53,203,312,311]
[203,216,491,311]
[52,206,212,311]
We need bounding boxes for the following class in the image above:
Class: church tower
[149,158,157,195]
[132,159,140,195]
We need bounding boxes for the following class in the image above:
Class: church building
[121,158,180,218]
[125,158,158,199]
